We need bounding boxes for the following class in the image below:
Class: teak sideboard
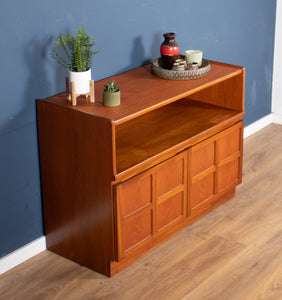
[36,61,245,277]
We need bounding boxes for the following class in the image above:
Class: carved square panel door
[114,152,187,260]
[188,121,243,217]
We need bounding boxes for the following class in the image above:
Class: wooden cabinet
[37,61,245,276]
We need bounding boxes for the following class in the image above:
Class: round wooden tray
[151,57,210,80]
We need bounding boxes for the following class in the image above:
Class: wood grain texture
[115,98,243,176]
[42,61,244,182]
[2,124,280,299]
[156,192,184,231]
[36,101,114,276]
[42,61,244,125]
[188,69,245,112]
[118,173,152,218]
[114,152,187,262]
[189,121,243,217]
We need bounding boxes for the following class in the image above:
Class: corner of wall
[272,0,282,115]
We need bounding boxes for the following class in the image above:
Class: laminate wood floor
[1,124,282,300]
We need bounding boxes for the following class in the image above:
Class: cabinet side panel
[188,72,245,112]
[36,101,114,276]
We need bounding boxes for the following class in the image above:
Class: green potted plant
[103,80,121,107]
[52,25,102,94]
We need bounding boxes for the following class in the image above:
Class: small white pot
[69,69,92,94]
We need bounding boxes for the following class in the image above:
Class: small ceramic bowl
[185,50,203,67]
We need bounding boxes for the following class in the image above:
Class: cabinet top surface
[41,61,244,124]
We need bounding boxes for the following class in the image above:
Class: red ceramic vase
[160,33,180,69]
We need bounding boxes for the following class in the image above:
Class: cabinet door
[216,123,242,191]
[155,154,187,232]
[114,152,187,260]
[115,172,153,260]
[190,139,216,210]
[188,121,243,216]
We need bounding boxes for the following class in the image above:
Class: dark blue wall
[0,0,276,257]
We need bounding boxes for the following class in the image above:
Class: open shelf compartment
[115,98,243,177]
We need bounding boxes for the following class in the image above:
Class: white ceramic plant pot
[69,69,92,94]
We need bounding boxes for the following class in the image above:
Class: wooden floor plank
[180,226,282,300]
[1,124,282,300]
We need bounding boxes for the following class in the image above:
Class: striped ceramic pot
[160,32,179,70]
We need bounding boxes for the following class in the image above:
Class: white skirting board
[1,113,282,276]
[272,113,282,125]
[0,236,46,275]
[244,113,282,139]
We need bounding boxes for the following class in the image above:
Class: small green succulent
[104,80,120,93]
